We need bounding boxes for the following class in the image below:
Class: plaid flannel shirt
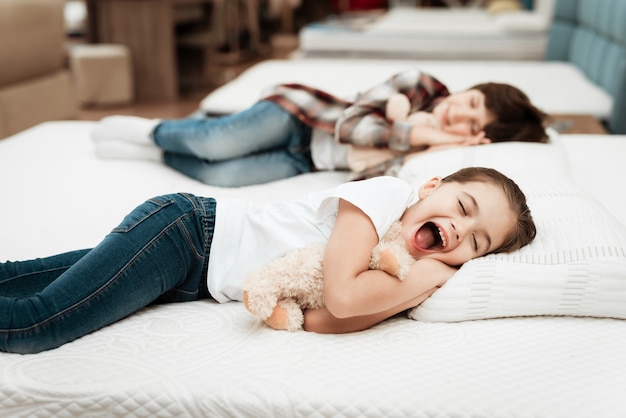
[263,69,449,179]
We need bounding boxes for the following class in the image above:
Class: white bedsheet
[200,59,612,120]
[0,122,346,260]
[1,122,626,417]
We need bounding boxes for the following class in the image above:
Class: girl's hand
[450,130,491,146]
[409,124,491,149]
[427,131,490,153]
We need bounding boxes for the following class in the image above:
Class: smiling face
[431,89,496,136]
[400,178,517,267]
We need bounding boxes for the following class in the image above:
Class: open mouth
[414,222,447,251]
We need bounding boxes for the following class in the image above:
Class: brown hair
[471,82,548,143]
[442,167,536,254]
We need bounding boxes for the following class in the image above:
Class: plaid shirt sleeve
[334,69,449,151]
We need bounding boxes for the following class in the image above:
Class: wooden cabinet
[87,0,220,101]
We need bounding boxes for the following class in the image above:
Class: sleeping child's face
[431,89,495,137]
[400,177,516,267]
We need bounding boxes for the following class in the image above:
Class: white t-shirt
[206,176,417,303]
[310,129,350,170]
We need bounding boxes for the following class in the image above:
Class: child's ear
[418,176,442,200]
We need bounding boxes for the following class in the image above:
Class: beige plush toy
[386,93,440,129]
[242,220,415,331]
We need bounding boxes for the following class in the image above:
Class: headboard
[545,0,626,134]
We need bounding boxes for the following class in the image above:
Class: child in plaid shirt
[93,69,547,187]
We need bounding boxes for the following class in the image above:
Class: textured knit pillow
[398,133,626,322]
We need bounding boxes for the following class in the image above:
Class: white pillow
[397,133,626,322]
[397,128,568,187]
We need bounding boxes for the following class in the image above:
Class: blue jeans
[154,100,314,187]
[0,193,216,354]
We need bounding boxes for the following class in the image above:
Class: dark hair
[442,167,536,254]
[471,82,548,143]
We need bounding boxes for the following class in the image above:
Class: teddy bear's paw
[242,290,255,313]
[378,249,402,278]
[393,248,415,280]
[378,246,414,281]
[264,299,304,331]
[264,304,290,330]
[242,290,279,320]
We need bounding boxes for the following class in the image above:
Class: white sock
[94,139,163,162]
[91,115,160,146]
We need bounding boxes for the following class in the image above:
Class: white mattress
[1,121,626,417]
[298,6,553,60]
[200,59,613,120]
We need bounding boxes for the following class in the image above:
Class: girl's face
[432,90,495,136]
[400,178,516,267]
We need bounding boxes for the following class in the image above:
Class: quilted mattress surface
[2,302,626,417]
[1,122,626,417]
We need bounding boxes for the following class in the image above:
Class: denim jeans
[154,100,314,187]
[0,193,216,354]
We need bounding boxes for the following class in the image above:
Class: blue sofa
[546,0,626,134]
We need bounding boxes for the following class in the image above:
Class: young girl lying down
[92,69,547,187]
[0,167,535,354]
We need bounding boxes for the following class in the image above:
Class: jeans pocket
[112,195,175,233]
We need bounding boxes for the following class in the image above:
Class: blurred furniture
[0,0,78,139]
[65,0,88,36]
[297,0,555,60]
[177,0,261,87]
[86,0,261,101]
[546,0,626,134]
[86,0,203,101]
[69,44,134,107]
[266,0,301,33]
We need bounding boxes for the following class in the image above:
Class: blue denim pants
[0,193,216,354]
[154,100,314,187]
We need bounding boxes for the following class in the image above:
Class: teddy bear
[242,220,415,331]
[385,93,440,129]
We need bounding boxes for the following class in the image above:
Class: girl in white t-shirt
[0,167,535,353]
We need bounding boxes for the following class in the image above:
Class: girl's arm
[303,287,438,334]
[319,199,456,322]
